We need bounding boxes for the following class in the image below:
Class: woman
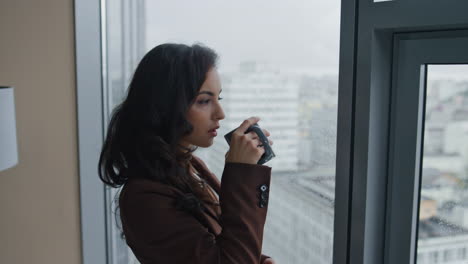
[98,43,276,264]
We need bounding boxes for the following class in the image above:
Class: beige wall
[0,1,81,263]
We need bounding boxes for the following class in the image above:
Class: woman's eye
[198,97,223,105]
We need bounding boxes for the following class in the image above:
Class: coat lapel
[190,155,222,235]
[191,155,221,194]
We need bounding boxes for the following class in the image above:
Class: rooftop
[419,217,468,239]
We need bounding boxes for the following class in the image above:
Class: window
[104,0,341,263]
[429,251,439,264]
[386,32,468,264]
[418,65,468,264]
[74,0,468,263]
[458,248,467,260]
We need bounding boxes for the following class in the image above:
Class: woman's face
[180,68,225,148]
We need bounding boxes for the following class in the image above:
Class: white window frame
[74,0,107,263]
[74,0,144,263]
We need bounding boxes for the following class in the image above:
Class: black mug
[224,123,275,165]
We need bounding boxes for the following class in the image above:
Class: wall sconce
[0,86,19,171]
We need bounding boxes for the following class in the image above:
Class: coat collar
[190,155,222,227]
[190,155,221,195]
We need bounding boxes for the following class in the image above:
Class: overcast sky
[144,1,341,74]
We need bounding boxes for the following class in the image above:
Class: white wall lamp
[0,86,19,171]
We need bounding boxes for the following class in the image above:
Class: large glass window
[103,1,146,263]
[104,1,340,263]
[417,65,468,264]
[76,0,468,263]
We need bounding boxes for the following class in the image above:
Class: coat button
[259,184,268,192]
[261,192,269,200]
[259,201,266,208]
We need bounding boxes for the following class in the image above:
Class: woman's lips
[208,129,217,136]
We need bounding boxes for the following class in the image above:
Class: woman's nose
[215,104,225,120]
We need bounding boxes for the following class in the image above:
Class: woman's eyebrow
[197,89,222,96]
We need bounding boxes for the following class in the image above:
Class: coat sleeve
[121,162,272,264]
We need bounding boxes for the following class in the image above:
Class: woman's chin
[199,139,214,148]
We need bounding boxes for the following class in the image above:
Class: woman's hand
[225,117,273,165]
[264,258,277,264]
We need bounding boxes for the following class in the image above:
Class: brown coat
[119,155,272,263]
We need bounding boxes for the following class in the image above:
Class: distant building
[261,171,468,264]
[440,201,468,230]
[262,169,335,264]
[196,65,338,263]
[197,67,468,264]
[444,122,468,176]
[424,80,468,177]
[420,168,462,206]
[298,75,338,170]
[417,216,468,264]
[420,196,438,220]
[423,154,465,178]
[200,62,300,176]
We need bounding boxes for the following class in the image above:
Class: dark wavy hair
[98,43,219,204]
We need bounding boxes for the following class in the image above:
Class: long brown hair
[98,43,219,205]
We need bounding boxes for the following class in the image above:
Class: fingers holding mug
[262,128,270,137]
[236,116,260,135]
[255,139,266,154]
[226,117,265,165]
[246,131,259,140]
[262,128,273,146]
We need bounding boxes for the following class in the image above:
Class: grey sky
[145,1,341,74]
[429,65,468,81]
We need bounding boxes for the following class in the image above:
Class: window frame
[74,0,145,263]
[74,0,107,263]
[336,1,468,264]
[386,31,468,264]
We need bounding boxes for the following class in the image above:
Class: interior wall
[0,0,81,263]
